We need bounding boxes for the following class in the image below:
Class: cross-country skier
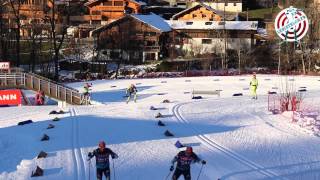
[250,73,258,99]
[126,84,137,103]
[88,141,118,180]
[170,147,206,180]
[83,82,92,105]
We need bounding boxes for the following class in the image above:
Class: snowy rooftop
[131,13,172,32]
[92,13,171,35]
[85,0,146,6]
[166,20,258,30]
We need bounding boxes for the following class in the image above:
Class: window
[92,20,101,25]
[114,1,123,6]
[144,32,157,36]
[103,1,112,6]
[110,51,120,59]
[144,41,156,46]
[177,2,186,6]
[133,52,140,59]
[205,22,212,25]
[92,11,101,15]
[102,15,108,21]
[202,39,212,44]
[186,22,193,25]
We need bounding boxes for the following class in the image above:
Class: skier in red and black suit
[170,147,206,180]
[88,141,118,180]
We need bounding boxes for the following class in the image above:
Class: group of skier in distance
[83,72,259,105]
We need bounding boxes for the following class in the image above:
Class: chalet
[83,0,144,25]
[3,0,51,26]
[166,20,258,56]
[171,3,222,21]
[2,0,61,37]
[186,0,243,13]
[92,13,171,62]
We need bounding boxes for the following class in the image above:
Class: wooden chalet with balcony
[84,0,144,25]
[2,0,59,37]
[92,13,171,62]
[171,3,222,21]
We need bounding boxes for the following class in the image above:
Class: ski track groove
[172,102,289,180]
[70,107,86,180]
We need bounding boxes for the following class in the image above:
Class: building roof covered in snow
[131,13,171,32]
[166,20,258,31]
[92,13,171,35]
[85,0,145,6]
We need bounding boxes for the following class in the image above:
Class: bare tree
[8,0,22,67]
[0,1,10,60]
[46,0,70,81]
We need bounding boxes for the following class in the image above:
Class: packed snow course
[1,75,320,180]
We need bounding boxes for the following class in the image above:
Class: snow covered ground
[1,75,320,180]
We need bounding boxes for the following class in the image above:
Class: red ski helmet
[186,147,193,153]
[98,141,106,148]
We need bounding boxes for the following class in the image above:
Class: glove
[112,154,119,159]
[201,160,206,165]
[88,152,93,158]
[170,166,174,171]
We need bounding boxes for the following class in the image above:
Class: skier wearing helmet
[88,141,118,180]
[170,147,206,180]
[83,82,92,105]
[126,83,137,103]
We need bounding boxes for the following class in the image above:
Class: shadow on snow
[0,114,241,173]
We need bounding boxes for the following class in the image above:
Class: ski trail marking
[70,107,86,180]
[172,102,289,180]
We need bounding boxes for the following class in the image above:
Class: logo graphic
[275,6,309,42]
[0,90,21,105]
[0,62,10,70]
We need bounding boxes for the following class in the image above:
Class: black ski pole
[165,171,172,180]
[88,159,91,180]
[112,158,116,180]
[196,164,204,180]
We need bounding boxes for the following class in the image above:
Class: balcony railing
[143,46,160,51]
[70,15,102,21]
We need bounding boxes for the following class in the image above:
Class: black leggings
[172,168,191,180]
[97,168,110,180]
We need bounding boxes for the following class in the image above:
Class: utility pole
[246,8,249,21]
[223,0,227,69]
[238,45,241,75]
[278,40,281,75]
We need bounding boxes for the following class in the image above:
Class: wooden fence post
[31,76,34,89]
[48,82,51,95]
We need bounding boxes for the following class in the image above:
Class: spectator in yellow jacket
[250,73,258,99]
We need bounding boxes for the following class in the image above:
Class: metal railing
[0,72,87,105]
